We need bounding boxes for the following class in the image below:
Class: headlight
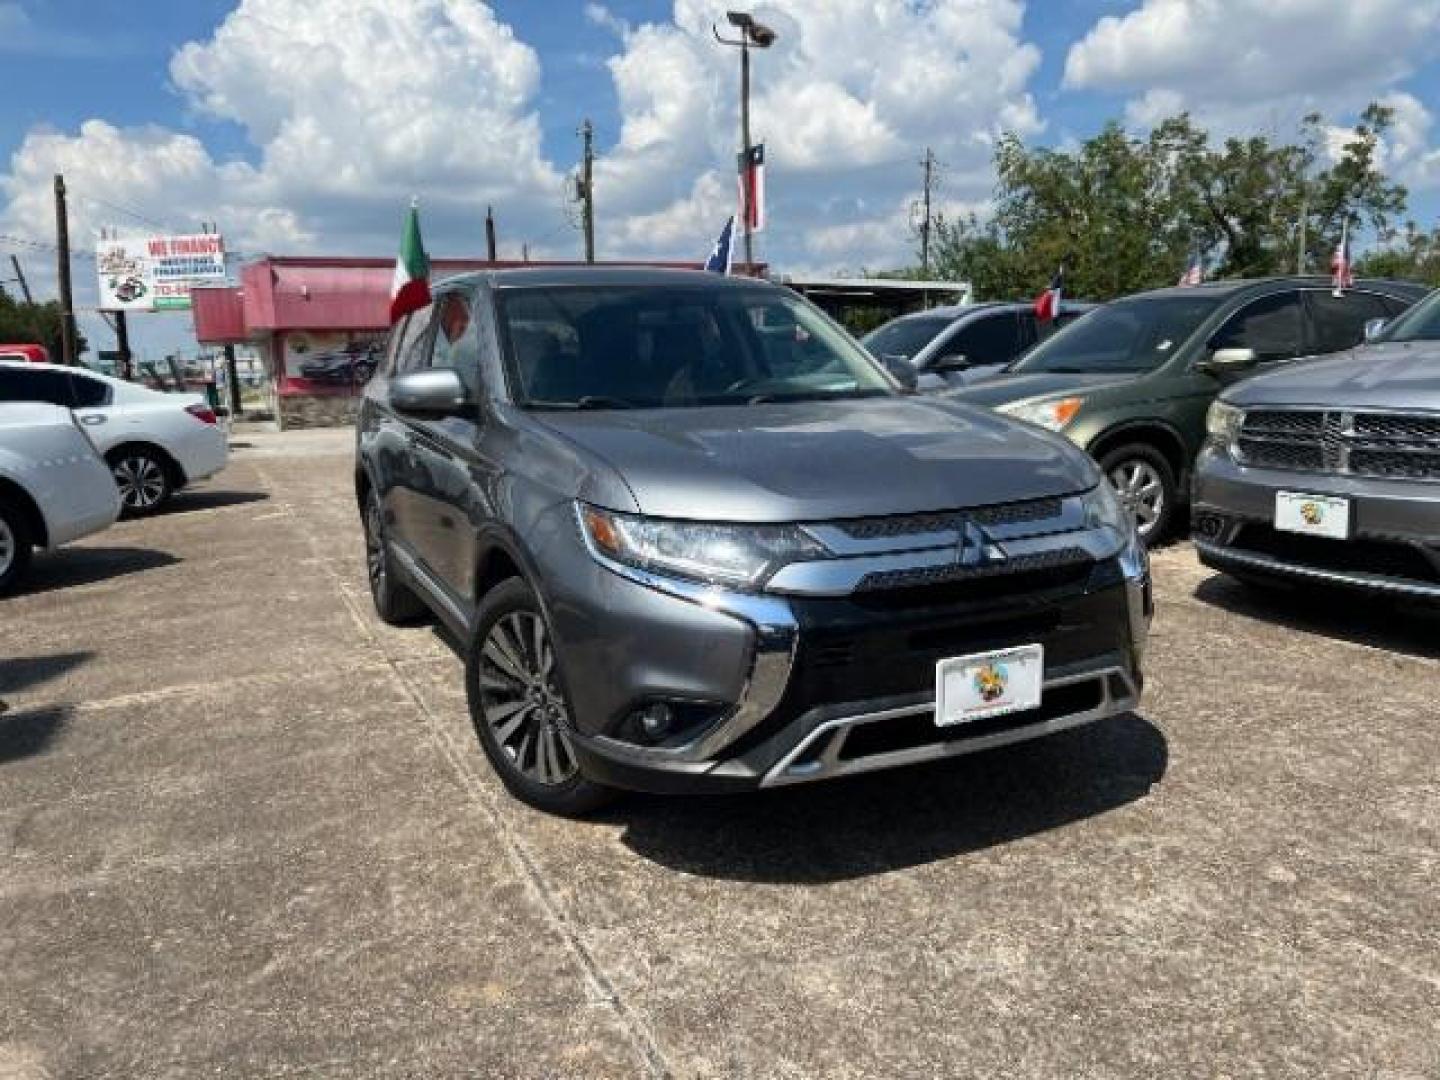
[1206,400,1245,444]
[578,503,828,589]
[998,396,1084,431]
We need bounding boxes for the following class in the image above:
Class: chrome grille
[1237,409,1440,480]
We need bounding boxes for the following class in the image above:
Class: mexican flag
[390,200,431,324]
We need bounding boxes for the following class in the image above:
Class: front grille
[855,547,1092,595]
[1237,408,1440,480]
[1231,524,1440,584]
[835,496,1063,539]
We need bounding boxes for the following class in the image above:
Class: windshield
[1375,288,1440,342]
[861,316,953,360]
[1011,295,1222,374]
[497,285,894,409]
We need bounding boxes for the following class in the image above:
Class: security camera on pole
[713,10,776,276]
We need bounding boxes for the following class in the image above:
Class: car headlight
[998,396,1084,431]
[1206,400,1245,446]
[578,503,828,590]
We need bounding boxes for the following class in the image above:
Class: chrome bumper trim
[1195,538,1440,600]
[760,665,1139,788]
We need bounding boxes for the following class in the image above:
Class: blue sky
[1,0,1437,359]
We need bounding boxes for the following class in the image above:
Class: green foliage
[0,292,85,359]
[929,105,1413,301]
[1356,222,1440,285]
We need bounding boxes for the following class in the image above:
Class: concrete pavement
[1,428,1437,1077]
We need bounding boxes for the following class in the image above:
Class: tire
[109,447,172,517]
[0,497,34,597]
[465,577,615,816]
[361,489,427,625]
[1098,442,1177,545]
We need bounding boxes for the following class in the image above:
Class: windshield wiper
[528,396,635,410]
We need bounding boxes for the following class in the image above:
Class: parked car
[0,344,50,364]
[862,301,1093,389]
[1192,287,1440,601]
[0,402,120,595]
[945,277,1427,542]
[300,348,380,384]
[0,361,229,515]
[357,267,1151,815]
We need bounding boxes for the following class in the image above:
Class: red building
[192,255,757,428]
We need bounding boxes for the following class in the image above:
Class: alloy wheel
[0,515,13,579]
[1108,459,1166,538]
[113,455,166,511]
[478,611,578,787]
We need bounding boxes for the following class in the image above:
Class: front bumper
[1192,445,1440,600]
[558,518,1149,793]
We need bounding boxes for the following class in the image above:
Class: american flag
[1179,252,1203,287]
[1331,220,1353,295]
[737,144,765,233]
[1033,266,1063,321]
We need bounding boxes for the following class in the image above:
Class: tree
[0,292,85,360]
[1356,222,1440,285]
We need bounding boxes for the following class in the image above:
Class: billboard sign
[97,233,226,312]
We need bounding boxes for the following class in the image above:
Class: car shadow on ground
[0,651,94,696]
[155,489,270,516]
[0,704,70,765]
[15,548,180,597]
[1193,573,1440,661]
[601,712,1167,884]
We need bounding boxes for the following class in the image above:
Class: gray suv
[356,268,1151,815]
[1193,287,1440,601]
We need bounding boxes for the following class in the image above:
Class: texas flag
[390,199,432,324]
[1331,220,1353,296]
[704,216,735,275]
[1034,266,1063,321]
[737,144,765,233]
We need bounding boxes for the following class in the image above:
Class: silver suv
[356,268,1151,815]
[1194,287,1440,601]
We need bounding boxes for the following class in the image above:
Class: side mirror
[390,368,468,417]
[878,353,919,392]
[1363,317,1388,342]
[934,353,970,372]
[1199,347,1258,375]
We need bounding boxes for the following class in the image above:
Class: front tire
[465,577,614,816]
[1099,443,1177,544]
[0,498,34,597]
[109,448,172,516]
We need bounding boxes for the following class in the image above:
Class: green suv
[947,277,1426,541]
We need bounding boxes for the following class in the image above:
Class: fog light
[636,703,673,741]
[1193,512,1228,541]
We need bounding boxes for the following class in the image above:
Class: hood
[943,372,1135,408]
[536,396,1096,522]
[1226,342,1440,411]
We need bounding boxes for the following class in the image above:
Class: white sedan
[0,361,229,515]
[0,402,120,595]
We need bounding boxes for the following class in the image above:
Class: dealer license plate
[1275,491,1351,540]
[935,644,1044,727]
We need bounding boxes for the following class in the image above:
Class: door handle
[80,414,107,426]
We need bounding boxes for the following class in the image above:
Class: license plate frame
[935,644,1044,727]
[1275,491,1351,540]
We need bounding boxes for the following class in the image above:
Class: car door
[395,289,485,605]
[1207,289,1306,378]
[1303,289,1396,356]
[376,302,438,568]
[929,311,1028,385]
[66,370,118,453]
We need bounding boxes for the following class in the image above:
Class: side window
[69,373,112,408]
[1381,295,1411,319]
[0,367,73,406]
[429,292,480,396]
[1307,290,1392,354]
[397,303,436,373]
[1211,292,1304,362]
[941,312,1026,369]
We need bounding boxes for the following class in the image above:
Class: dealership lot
[1,429,1437,1078]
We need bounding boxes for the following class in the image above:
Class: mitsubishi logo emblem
[956,519,1005,568]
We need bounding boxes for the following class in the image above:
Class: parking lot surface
[2,428,1437,1078]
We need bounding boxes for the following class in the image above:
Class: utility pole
[1296,190,1308,275]
[714,12,777,276]
[9,255,32,303]
[521,242,530,263]
[919,147,936,276]
[224,343,242,417]
[53,174,77,366]
[485,205,498,262]
[578,119,595,263]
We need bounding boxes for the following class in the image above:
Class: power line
[71,192,169,231]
